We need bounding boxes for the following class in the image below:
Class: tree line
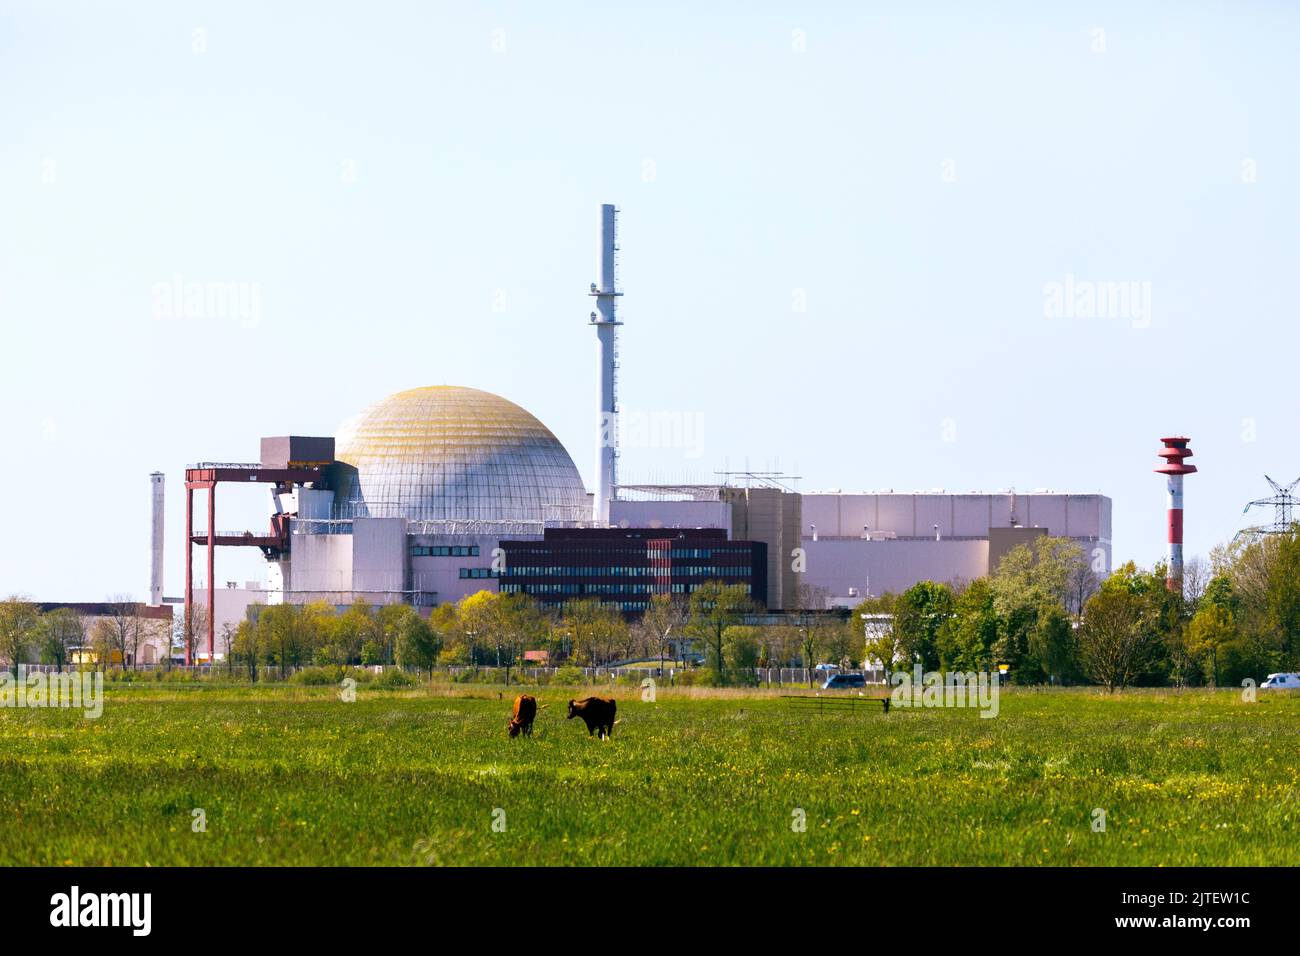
[0,597,170,674]
[858,530,1300,690]
[227,582,768,683]
[6,526,1298,689]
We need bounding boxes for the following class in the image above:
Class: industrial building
[499,527,767,612]
[168,203,1113,657]
[800,489,1111,601]
[601,483,1110,606]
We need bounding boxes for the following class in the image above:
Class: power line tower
[1235,475,1300,544]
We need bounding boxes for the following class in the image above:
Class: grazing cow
[508,694,538,738]
[567,697,617,739]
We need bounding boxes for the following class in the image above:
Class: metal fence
[441,665,882,687]
[9,662,885,687]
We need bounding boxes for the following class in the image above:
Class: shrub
[289,667,333,686]
[289,665,374,686]
[673,668,719,688]
[552,666,587,686]
[375,668,416,689]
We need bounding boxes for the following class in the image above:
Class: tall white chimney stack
[589,203,622,525]
[150,471,165,606]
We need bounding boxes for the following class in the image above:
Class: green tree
[793,583,837,687]
[1028,603,1076,684]
[993,536,1088,609]
[637,593,687,675]
[894,581,953,672]
[375,602,412,665]
[856,592,900,682]
[722,625,762,684]
[332,600,379,665]
[687,581,755,686]
[937,579,999,671]
[427,603,460,665]
[1264,529,1300,667]
[261,603,310,678]
[231,619,261,681]
[820,615,858,670]
[455,591,500,668]
[394,608,441,676]
[1187,602,1234,687]
[1076,563,1164,691]
[0,597,40,675]
[490,592,547,683]
[989,536,1093,682]
[102,596,145,670]
[39,607,83,670]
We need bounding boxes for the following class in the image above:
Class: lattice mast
[1240,475,1300,537]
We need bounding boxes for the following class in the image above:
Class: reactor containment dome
[331,385,589,524]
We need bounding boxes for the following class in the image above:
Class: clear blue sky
[2,1,1297,600]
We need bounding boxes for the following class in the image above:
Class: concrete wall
[609,499,731,532]
[801,492,1109,540]
[351,518,407,602]
[295,488,334,521]
[798,492,1112,600]
[283,527,353,600]
[409,532,510,606]
[191,585,265,658]
[988,527,1049,573]
[724,488,801,610]
[801,538,990,598]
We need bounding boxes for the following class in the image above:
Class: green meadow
[1,683,1296,865]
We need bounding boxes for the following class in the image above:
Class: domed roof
[332,386,588,524]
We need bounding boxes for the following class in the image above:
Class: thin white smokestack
[590,203,622,525]
[150,472,165,606]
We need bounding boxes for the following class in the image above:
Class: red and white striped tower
[1155,436,1197,592]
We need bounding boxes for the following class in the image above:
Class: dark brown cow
[567,697,617,739]
[508,694,537,737]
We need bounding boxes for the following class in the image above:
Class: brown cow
[567,697,617,739]
[508,694,537,737]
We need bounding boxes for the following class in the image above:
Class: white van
[1260,673,1300,689]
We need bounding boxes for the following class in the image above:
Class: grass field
[1,682,1296,865]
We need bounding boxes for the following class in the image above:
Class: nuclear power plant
[165,204,1114,659]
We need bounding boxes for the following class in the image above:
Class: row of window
[410,545,481,557]
[665,548,743,558]
[503,565,750,578]
[504,546,747,557]
[499,580,759,600]
[459,568,500,579]
[499,582,753,596]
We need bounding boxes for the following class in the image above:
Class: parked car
[822,673,866,690]
[1260,672,1300,689]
